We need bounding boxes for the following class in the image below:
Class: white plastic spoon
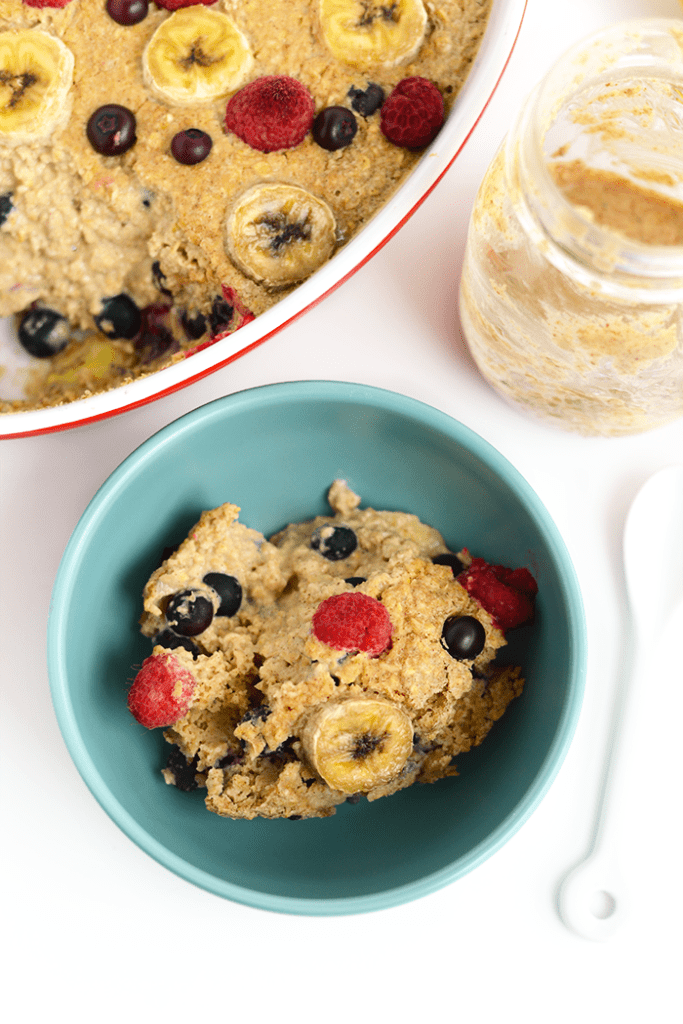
[559,464,683,941]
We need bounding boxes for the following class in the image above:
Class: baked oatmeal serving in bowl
[48,382,586,913]
[0,0,527,437]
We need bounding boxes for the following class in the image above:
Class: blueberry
[345,576,366,586]
[94,294,142,339]
[165,589,214,636]
[106,0,148,24]
[136,330,176,364]
[312,106,357,151]
[441,615,486,660]
[180,309,207,340]
[164,747,199,792]
[432,552,465,573]
[345,792,362,804]
[152,628,199,659]
[240,705,271,725]
[348,83,385,117]
[134,305,177,363]
[86,104,137,156]
[170,128,213,165]
[203,572,242,617]
[18,307,69,359]
[0,191,13,227]
[214,750,241,769]
[208,296,234,336]
[311,524,357,561]
[152,261,172,297]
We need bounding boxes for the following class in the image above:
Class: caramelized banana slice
[319,0,428,69]
[0,29,74,142]
[142,7,253,107]
[301,697,413,793]
[225,183,337,288]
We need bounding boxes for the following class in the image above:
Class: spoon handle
[559,465,683,940]
[557,637,640,941]
[559,596,683,940]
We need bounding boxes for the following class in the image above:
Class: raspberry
[127,653,197,729]
[380,77,444,149]
[154,0,214,9]
[225,76,315,153]
[457,558,537,632]
[312,593,393,658]
[23,0,73,7]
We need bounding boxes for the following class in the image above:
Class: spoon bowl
[624,466,683,641]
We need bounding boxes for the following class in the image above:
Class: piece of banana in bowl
[126,481,537,820]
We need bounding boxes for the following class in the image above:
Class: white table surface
[3,0,682,1019]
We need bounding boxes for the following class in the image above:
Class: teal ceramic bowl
[48,381,586,915]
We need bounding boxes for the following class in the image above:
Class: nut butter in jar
[459,20,683,436]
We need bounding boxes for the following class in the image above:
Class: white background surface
[3,0,683,1020]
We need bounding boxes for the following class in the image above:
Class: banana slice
[0,29,74,142]
[319,0,428,69]
[225,183,337,288]
[301,698,413,794]
[142,7,253,107]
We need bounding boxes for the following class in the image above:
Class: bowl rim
[48,380,587,915]
[1,0,528,440]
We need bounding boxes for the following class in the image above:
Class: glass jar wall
[459,19,683,436]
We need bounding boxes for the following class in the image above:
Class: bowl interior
[48,381,585,914]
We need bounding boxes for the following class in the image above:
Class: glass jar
[459,19,683,436]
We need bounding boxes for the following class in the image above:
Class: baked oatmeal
[0,0,491,411]
[126,479,537,820]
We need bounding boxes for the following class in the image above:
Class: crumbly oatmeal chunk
[127,480,536,819]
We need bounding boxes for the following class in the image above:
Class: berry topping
[164,746,200,791]
[128,652,196,728]
[171,128,212,165]
[348,83,384,117]
[134,303,178,363]
[106,0,148,24]
[457,558,537,632]
[0,192,12,227]
[311,524,358,561]
[203,572,242,617]
[165,588,214,636]
[18,307,69,359]
[22,0,73,7]
[441,615,486,660]
[154,0,215,8]
[86,104,137,156]
[312,592,392,657]
[380,77,444,149]
[152,261,172,297]
[344,576,366,586]
[312,106,357,151]
[432,552,466,573]
[208,295,234,337]
[152,628,200,659]
[180,309,207,339]
[224,75,315,153]
[94,294,142,339]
